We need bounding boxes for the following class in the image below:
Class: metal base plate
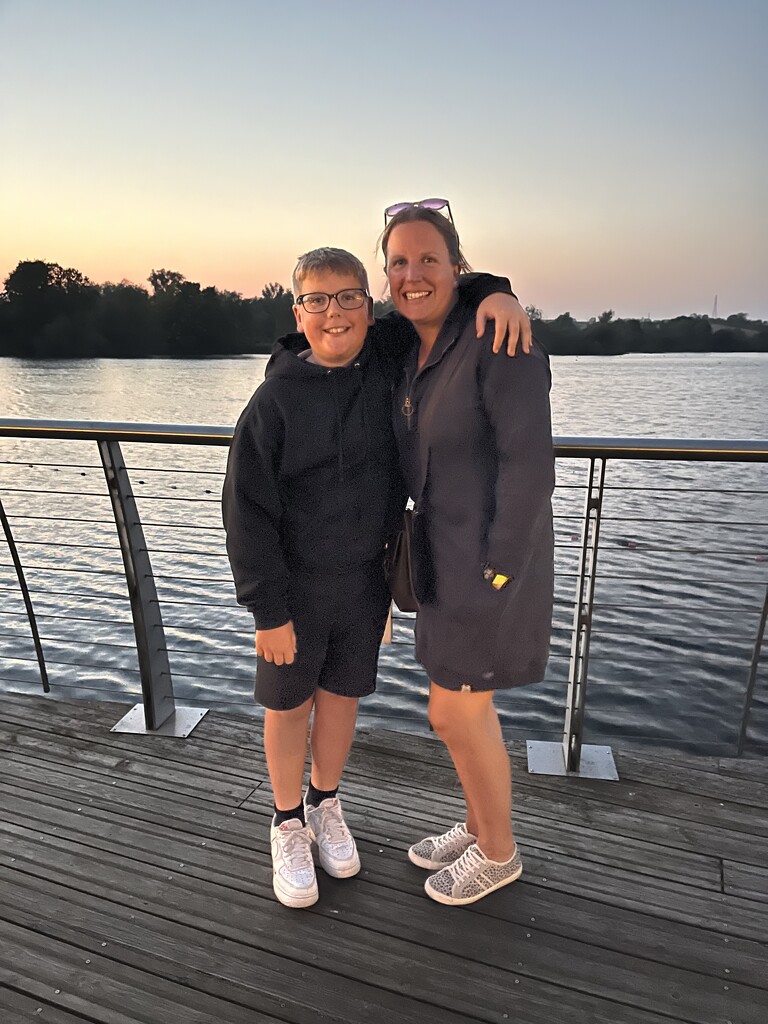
[111,704,209,737]
[526,740,619,781]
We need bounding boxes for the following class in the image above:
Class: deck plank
[0,986,95,1023]
[614,750,768,808]
[1,694,766,1024]
[723,860,768,902]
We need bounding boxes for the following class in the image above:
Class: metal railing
[1,418,766,775]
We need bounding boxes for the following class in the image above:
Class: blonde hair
[291,247,369,297]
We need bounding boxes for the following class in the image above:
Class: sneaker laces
[279,827,314,871]
[317,801,350,845]
[436,822,469,847]
[447,844,486,882]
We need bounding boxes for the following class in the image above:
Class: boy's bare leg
[309,690,360,791]
[264,696,314,811]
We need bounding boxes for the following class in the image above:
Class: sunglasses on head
[384,197,454,226]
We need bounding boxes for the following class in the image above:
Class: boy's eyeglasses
[295,288,369,314]
[384,197,454,226]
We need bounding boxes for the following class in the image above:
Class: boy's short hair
[291,247,369,298]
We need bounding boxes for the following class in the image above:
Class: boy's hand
[476,294,532,356]
[256,621,297,665]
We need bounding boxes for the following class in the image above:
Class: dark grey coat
[393,302,555,690]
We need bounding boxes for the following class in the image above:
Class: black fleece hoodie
[222,274,512,630]
[222,329,405,628]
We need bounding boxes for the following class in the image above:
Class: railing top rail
[0,419,233,446]
[0,418,767,460]
[553,436,768,461]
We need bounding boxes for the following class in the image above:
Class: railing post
[0,495,49,693]
[563,457,605,769]
[527,457,618,780]
[98,440,207,737]
[736,585,768,757]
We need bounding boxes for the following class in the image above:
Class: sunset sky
[1,0,766,320]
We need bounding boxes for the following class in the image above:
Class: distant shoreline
[2,261,766,359]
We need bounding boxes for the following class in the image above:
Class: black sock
[274,802,305,826]
[306,783,338,808]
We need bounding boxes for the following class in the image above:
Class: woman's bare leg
[428,683,515,862]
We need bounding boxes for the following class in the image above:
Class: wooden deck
[0,694,766,1024]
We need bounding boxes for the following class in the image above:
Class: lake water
[1,352,766,755]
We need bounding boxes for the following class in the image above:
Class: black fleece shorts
[255,565,390,711]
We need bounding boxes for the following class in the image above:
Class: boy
[222,247,520,908]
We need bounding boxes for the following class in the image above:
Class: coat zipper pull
[402,395,415,431]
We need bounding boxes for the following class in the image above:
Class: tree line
[1,260,765,358]
[526,307,768,356]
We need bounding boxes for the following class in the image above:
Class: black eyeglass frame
[295,288,370,314]
[383,197,455,226]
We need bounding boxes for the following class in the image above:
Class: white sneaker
[408,822,477,869]
[270,816,318,908]
[425,842,523,906]
[304,797,361,878]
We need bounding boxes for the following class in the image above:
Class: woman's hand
[476,294,532,356]
[256,621,297,665]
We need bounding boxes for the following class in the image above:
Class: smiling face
[385,220,459,337]
[293,270,373,367]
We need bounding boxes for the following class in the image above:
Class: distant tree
[148,269,185,296]
[552,312,576,328]
[613,318,645,351]
[4,259,54,304]
[250,282,295,343]
[584,315,619,355]
[97,281,157,356]
[261,282,292,302]
[4,259,96,305]
[147,273,257,355]
[598,309,614,324]
[524,305,543,321]
[658,316,713,353]
[726,312,750,328]
[533,312,582,355]
[49,265,96,294]
[1,260,99,355]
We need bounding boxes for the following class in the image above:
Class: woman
[381,200,555,906]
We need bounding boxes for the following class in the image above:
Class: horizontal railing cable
[602,485,768,495]
[3,653,142,672]
[0,630,139,650]
[599,515,767,526]
[7,539,122,552]
[0,611,134,628]
[0,563,130,578]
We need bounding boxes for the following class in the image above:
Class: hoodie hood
[265,332,371,380]
[263,331,375,483]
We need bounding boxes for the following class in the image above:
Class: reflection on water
[1,353,766,754]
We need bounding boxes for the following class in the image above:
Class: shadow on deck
[0,694,766,1024]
